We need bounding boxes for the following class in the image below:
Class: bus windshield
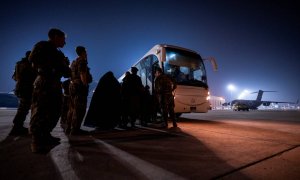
[164,47,208,88]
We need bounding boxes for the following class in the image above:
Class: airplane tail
[250,90,276,101]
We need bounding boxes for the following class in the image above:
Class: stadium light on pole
[227,84,236,102]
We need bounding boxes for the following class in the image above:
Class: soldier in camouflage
[29,28,71,153]
[10,50,36,136]
[60,78,71,130]
[154,67,177,128]
[66,46,92,135]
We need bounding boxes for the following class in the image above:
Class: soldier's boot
[30,143,42,153]
[70,128,89,136]
[163,120,168,128]
[172,121,177,128]
[9,125,28,136]
[171,117,177,127]
[30,135,46,153]
[163,115,168,128]
[44,133,61,145]
[164,123,168,128]
[12,112,26,125]
[10,112,28,136]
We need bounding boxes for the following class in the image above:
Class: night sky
[1,0,299,102]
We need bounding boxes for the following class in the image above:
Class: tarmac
[0,109,300,180]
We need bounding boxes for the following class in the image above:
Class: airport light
[227,84,236,101]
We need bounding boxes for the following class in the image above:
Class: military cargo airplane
[222,90,297,110]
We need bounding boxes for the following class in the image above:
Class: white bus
[119,44,217,116]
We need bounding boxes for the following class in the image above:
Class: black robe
[84,71,121,129]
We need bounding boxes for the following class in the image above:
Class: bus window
[163,47,207,88]
[136,55,159,94]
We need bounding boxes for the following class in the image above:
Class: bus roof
[118,44,202,82]
[141,44,200,60]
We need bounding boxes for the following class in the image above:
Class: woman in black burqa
[84,71,121,130]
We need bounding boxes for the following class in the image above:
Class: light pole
[227,84,236,104]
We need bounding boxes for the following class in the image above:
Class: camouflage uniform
[154,71,177,128]
[10,51,36,135]
[29,40,70,150]
[67,56,92,134]
[60,79,71,129]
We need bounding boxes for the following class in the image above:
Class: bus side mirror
[204,57,218,71]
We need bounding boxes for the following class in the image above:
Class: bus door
[151,61,160,93]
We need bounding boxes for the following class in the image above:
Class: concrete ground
[0,109,300,180]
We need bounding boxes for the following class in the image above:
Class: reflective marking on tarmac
[139,126,169,133]
[48,126,183,180]
[50,131,80,180]
[93,138,186,180]
[74,151,84,162]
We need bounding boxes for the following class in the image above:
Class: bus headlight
[206,91,210,100]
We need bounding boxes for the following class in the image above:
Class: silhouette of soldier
[120,71,131,128]
[66,46,92,135]
[127,67,143,127]
[29,28,71,153]
[154,67,177,128]
[84,71,121,130]
[10,50,36,136]
[140,85,153,126]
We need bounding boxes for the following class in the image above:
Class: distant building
[209,95,225,110]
